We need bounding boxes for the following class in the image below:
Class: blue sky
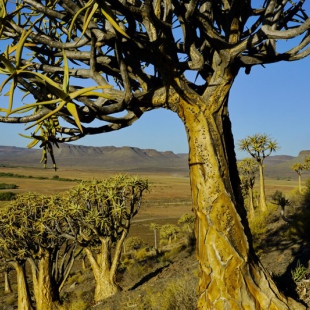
[1,58,309,160]
[1,6,310,160]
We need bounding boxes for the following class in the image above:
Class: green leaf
[68,0,94,41]
[98,2,129,39]
[67,102,83,133]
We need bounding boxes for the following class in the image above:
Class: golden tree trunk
[35,251,56,310]
[248,187,255,220]
[298,174,302,194]
[177,94,304,309]
[11,262,33,310]
[259,164,267,212]
[84,240,121,303]
[29,250,59,310]
[4,269,12,294]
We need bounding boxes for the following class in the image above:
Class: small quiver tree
[237,158,259,219]
[149,223,161,252]
[291,156,310,194]
[0,193,78,310]
[239,134,279,212]
[160,224,180,244]
[62,174,149,303]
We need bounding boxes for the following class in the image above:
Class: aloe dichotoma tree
[1,1,310,308]
[0,193,78,310]
[291,155,310,193]
[239,134,279,212]
[237,158,259,219]
[61,175,149,302]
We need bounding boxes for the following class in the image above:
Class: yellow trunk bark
[259,164,267,212]
[4,269,12,294]
[84,241,121,303]
[248,187,255,220]
[30,251,59,310]
[11,262,33,310]
[177,94,304,309]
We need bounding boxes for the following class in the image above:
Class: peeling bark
[84,239,121,303]
[176,77,305,309]
[29,250,60,310]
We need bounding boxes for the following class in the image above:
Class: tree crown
[0,1,309,167]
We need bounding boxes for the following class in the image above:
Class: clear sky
[1,13,310,160]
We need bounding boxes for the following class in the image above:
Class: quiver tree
[239,134,279,212]
[178,213,195,233]
[292,156,310,193]
[160,224,180,244]
[150,223,161,252]
[62,174,148,302]
[0,253,13,294]
[1,1,310,308]
[0,193,78,310]
[237,158,259,219]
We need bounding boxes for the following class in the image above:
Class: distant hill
[1,144,310,178]
[0,144,188,173]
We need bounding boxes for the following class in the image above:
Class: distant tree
[1,1,310,308]
[150,223,161,252]
[237,158,259,219]
[291,156,310,193]
[125,237,144,252]
[178,213,195,233]
[291,163,307,194]
[239,134,279,212]
[62,175,149,303]
[160,224,180,244]
[270,190,291,222]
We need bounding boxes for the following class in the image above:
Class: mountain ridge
[1,144,310,177]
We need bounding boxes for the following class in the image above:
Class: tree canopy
[0,1,309,167]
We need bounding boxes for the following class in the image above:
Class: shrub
[59,299,89,310]
[125,237,144,252]
[135,248,150,261]
[0,191,16,201]
[291,261,308,282]
[0,183,18,189]
[285,208,310,241]
[288,188,304,208]
[143,274,198,310]
[248,205,277,251]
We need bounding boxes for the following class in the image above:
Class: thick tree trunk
[177,91,304,309]
[4,268,13,294]
[248,187,255,219]
[10,261,34,310]
[37,251,58,310]
[84,239,121,303]
[29,251,59,310]
[298,173,302,193]
[259,164,267,212]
